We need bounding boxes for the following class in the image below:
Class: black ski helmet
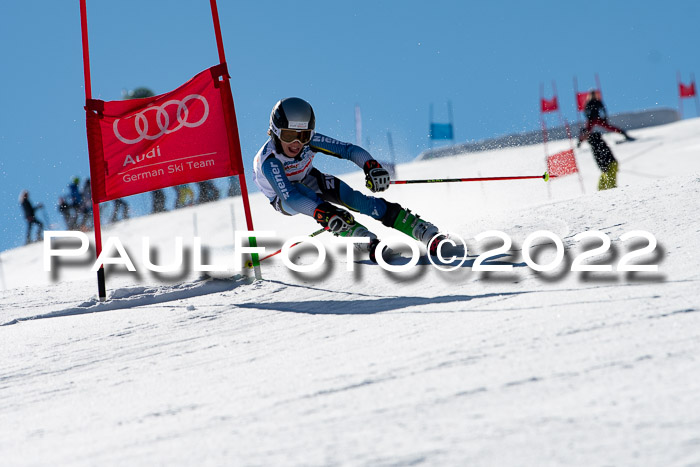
[269,97,315,137]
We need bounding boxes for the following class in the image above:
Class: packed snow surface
[1,119,700,466]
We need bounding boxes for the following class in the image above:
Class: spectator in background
[227,177,241,197]
[580,90,634,143]
[111,198,129,223]
[58,196,73,229]
[152,189,166,213]
[19,190,44,244]
[196,181,219,204]
[579,129,619,191]
[68,176,84,230]
[174,184,194,209]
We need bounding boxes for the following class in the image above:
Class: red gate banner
[679,81,696,98]
[85,64,243,203]
[540,96,559,113]
[576,89,601,111]
[547,149,578,177]
[576,92,588,111]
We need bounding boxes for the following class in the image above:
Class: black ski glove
[364,160,390,193]
[313,202,354,233]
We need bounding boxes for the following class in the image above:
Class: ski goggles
[278,128,314,144]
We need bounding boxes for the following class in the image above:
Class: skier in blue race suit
[253,97,445,261]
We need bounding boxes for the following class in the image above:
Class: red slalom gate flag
[547,149,579,177]
[679,81,696,98]
[85,64,243,203]
[540,96,559,113]
[576,92,589,111]
[576,89,601,111]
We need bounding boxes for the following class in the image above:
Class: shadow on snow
[2,275,249,326]
[236,290,532,315]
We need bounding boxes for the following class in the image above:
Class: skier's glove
[313,202,355,233]
[364,160,390,193]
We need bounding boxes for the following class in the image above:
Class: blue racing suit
[252,133,389,222]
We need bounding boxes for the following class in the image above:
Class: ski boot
[334,222,377,253]
[386,205,446,256]
[338,223,398,264]
[368,238,381,263]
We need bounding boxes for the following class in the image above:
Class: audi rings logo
[113,94,209,144]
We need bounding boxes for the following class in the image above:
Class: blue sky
[1,0,698,252]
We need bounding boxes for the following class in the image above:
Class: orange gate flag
[85,64,243,203]
[547,149,579,177]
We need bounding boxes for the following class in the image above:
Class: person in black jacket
[196,181,219,204]
[579,130,619,191]
[580,90,634,143]
[152,189,167,213]
[58,196,73,229]
[19,190,44,244]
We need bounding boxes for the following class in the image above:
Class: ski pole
[245,227,328,268]
[390,172,554,184]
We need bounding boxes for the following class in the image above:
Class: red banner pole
[677,71,684,118]
[80,1,92,101]
[540,83,552,199]
[209,0,227,65]
[573,75,581,127]
[80,0,107,301]
[209,0,262,279]
[553,80,583,193]
[539,83,549,147]
[692,73,700,117]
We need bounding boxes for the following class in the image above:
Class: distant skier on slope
[252,97,445,261]
[579,129,619,191]
[579,90,634,144]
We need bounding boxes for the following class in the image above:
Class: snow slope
[1,119,700,466]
